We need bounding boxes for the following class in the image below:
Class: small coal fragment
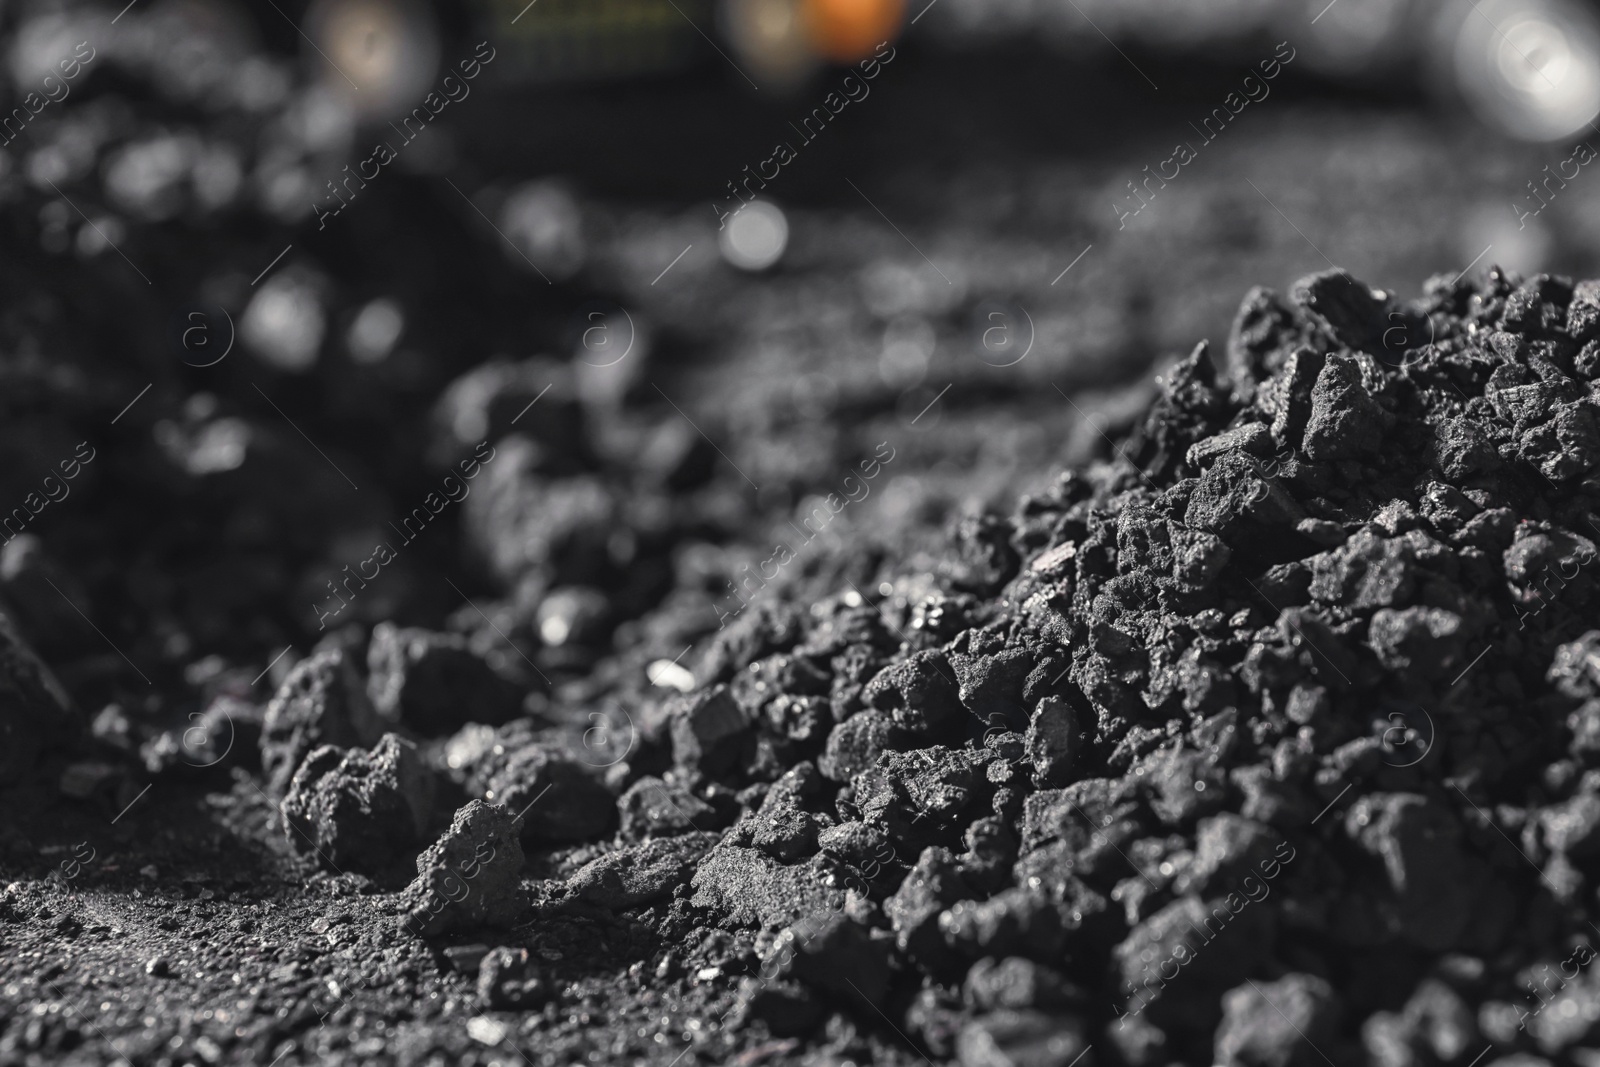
[1112,895,1274,1026]
[768,910,892,1008]
[476,947,549,1009]
[964,957,1079,1013]
[282,733,434,873]
[865,649,965,738]
[819,709,904,782]
[566,832,719,909]
[1343,793,1500,952]
[955,1011,1091,1067]
[367,622,525,736]
[141,694,264,775]
[1366,607,1465,679]
[482,745,614,844]
[617,775,717,838]
[748,772,821,863]
[1026,694,1085,788]
[689,845,846,931]
[402,800,526,937]
[1292,269,1387,352]
[260,647,380,794]
[1539,793,1600,856]
[1301,353,1387,461]
[885,846,972,971]
[944,511,1022,595]
[667,685,750,776]
[1214,973,1341,1067]
[732,977,825,1037]
[1176,813,1286,897]
[0,609,79,781]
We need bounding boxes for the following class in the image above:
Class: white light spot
[348,298,404,364]
[539,615,571,647]
[719,199,788,272]
[466,1016,507,1045]
[646,659,696,693]
[241,273,325,372]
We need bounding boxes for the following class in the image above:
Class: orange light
[800,0,906,63]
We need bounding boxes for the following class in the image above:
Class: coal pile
[10,1,1600,1064]
[14,251,1600,1065]
[483,263,1600,1067]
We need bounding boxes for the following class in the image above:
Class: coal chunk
[819,709,904,782]
[260,647,380,794]
[816,819,897,889]
[1175,813,1286,897]
[482,745,614,844]
[688,846,845,931]
[1537,793,1600,856]
[140,694,265,777]
[1113,895,1275,1026]
[748,763,822,862]
[944,511,1022,595]
[1293,268,1387,353]
[865,649,965,737]
[855,746,984,842]
[1302,354,1386,461]
[476,947,549,1009]
[1215,973,1341,1067]
[1186,423,1272,468]
[1184,452,1302,535]
[1308,530,1427,611]
[367,623,525,736]
[939,888,1077,964]
[769,910,892,1008]
[1026,694,1085,788]
[1343,793,1497,952]
[282,733,434,873]
[402,800,526,937]
[1362,978,1477,1065]
[964,957,1078,1012]
[731,977,824,1037]
[667,685,750,776]
[885,846,972,970]
[566,832,718,909]
[955,1011,1090,1067]
[1433,416,1502,480]
[617,775,716,838]
[1367,607,1465,678]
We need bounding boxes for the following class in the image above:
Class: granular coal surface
[15,259,1600,1067]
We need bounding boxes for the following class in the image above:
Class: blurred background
[5,0,1600,742]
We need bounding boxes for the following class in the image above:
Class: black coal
[10,262,1600,1067]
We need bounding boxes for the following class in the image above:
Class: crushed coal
[12,9,1600,1061]
[16,258,1600,1067]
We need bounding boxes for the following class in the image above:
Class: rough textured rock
[281,733,434,873]
[482,744,614,844]
[402,800,526,937]
[1214,973,1341,1067]
[476,946,550,1009]
[367,623,525,736]
[259,647,380,794]
[0,609,79,780]
[566,832,719,909]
